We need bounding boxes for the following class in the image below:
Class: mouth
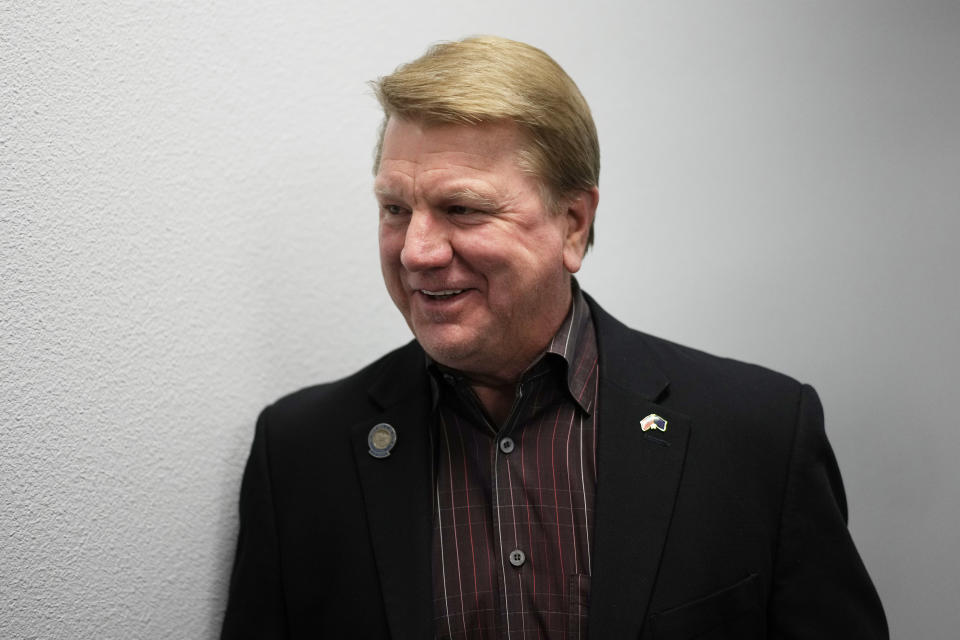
[418,288,466,300]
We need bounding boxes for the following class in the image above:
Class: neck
[469,379,519,428]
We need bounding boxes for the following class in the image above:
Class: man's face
[375,117,590,383]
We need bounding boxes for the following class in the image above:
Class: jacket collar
[366,340,429,410]
[586,292,670,401]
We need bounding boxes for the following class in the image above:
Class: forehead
[375,118,530,193]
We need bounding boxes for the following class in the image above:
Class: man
[222,36,887,639]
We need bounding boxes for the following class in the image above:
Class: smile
[419,289,465,299]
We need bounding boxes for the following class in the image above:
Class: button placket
[489,377,536,626]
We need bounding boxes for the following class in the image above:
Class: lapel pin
[368,423,397,458]
[640,413,668,432]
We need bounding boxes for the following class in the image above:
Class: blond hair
[372,36,599,248]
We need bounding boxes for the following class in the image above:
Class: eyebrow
[443,188,499,210]
[373,185,501,210]
[373,185,402,200]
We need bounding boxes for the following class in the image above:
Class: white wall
[2,2,957,638]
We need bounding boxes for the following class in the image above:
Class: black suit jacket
[222,295,887,639]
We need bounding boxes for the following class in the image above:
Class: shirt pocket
[644,573,763,640]
[567,573,591,640]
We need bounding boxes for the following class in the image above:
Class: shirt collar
[545,279,597,414]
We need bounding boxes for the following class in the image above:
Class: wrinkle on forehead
[390,116,523,150]
[378,118,525,170]
[374,118,536,210]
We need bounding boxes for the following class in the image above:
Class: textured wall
[2,2,958,638]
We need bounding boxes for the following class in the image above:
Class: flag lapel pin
[640,413,668,432]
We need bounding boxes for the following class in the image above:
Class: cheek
[472,238,562,302]
[379,227,404,264]
[378,234,404,289]
[379,255,408,312]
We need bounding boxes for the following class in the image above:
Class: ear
[561,186,599,274]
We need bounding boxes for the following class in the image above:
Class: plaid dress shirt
[430,286,599,639]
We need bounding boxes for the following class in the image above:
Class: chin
[414,328,480,368]
[421,340,475,367]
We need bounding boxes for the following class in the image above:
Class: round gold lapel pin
[368,423,397,458]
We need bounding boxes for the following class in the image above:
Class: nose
[400,209,453,271]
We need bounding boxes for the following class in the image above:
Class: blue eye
[448,205,473,215]
[384,204,406,215]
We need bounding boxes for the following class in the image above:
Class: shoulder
[640,329,803,403]
[587,293,810,446]
[589,293,803,395]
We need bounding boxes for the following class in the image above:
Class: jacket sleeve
[221,407,288,639]
[767,384,888,638]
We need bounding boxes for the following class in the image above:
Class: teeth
[421,289,464,297]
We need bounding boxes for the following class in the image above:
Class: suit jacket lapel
[586,296,692,639]
[348,300,691,637]
[350,342,436,639]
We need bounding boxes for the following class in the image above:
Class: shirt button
[499,437,515,454]
[443,373,456,385]
[508,549,526,567]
